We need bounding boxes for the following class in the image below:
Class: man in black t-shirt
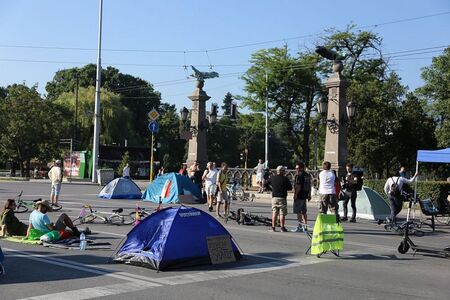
[264,166,292,232]
[342,163,359,222]
[292,162,311,232]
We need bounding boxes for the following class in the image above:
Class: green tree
[0,84,70,176]
[45,64,162,145]
[221,92,234,116]
[117,151,130,176]
[241,47,321,164]
[416,47,450,147]
[155,103,185,171]
[55,86,134,150]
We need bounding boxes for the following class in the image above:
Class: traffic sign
[148,120,159,133]
[148,108,160,120]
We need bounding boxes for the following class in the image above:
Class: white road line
[18,281,158,300]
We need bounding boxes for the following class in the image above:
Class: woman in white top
[202,162,218,212]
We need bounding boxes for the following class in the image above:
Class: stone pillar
[324,62,350,178]
[186,80,210,168]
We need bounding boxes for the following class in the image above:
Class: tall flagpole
[92,0,103,183]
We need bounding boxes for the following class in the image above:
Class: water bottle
[79,232,86,251]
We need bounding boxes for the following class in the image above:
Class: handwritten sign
[206,235,236,265]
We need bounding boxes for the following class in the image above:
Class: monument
[316,46,352,177]
[180,66,218,168]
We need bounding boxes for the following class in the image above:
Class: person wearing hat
[26,199,80,237]
[264,165,292,232]
[48,159,63,207]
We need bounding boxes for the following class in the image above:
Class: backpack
[389,177,401,197]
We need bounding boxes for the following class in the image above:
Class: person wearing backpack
[383,171,418,224]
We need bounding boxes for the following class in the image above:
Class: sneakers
[269,227,276,232]
[340,217,348,222]
[349,218,356,223]
[208,206,213,212]
[280,227,288,232]
[291,226,303,233]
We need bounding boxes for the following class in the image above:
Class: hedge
[364,179,450,201]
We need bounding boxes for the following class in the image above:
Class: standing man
[265,166,292,232]
[292,162,311,232]
[203,162,218,212]
[216,163,229,220]
[318,161,339,220]
[48,160,63,207]
[341,163,359,222]
[254,159,265,193]
[123,163,130,179]
[399,166,408,178]
[384,171,418,224]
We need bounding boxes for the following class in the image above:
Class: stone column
[324,62,350,178]
[186,80,210,168]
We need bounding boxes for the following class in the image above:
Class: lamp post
[91,0,103,183]
[73,72,80,144]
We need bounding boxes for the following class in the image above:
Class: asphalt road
[0,181,449,300]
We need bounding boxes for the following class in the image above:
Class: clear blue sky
[1,0,449,111]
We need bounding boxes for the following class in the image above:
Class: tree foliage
[45,64,161,145]
[416,47,450,148]
[0,84,70,175]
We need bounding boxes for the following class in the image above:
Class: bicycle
[129,206,155,221]
[227,180,254,201]
[13,191,62,213]
[72,205,134,225]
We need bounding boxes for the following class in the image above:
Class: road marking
[19,281,158,300]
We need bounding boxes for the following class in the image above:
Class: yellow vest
[311,214,344,255]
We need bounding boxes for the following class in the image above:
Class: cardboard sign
[206,235,236,265]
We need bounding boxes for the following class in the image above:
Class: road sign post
[148,114,159,182]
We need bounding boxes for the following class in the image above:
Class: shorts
[205,184,217,196]
[218,191,229,204]
[272,197,287,216]
[51,183,62,196]
[256,173,262,183]
[319,194,338,214]
[293,199,307,214]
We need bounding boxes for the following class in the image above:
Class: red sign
[64,152,81,177]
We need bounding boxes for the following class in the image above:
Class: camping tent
[114,206,242,270]
[338,186,391,220]
[97,177,142,199]
[142,173,202,204]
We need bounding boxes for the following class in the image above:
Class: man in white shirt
[384,172,418,224]
[48,160,63,207]
[318,161,339,219]
[255,159,265,193]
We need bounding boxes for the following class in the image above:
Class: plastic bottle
[79,232,86,251]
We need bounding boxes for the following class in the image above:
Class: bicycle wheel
[14,204,28,213]
[121,215,135,225]
[81,214,98,224]
[72,217,82,226]
[51,204,63,211]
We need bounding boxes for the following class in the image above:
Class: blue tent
[114,206,242,270]
[98,177,142,199]
[142,173,202,204]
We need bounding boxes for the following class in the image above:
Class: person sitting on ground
[26,199,81,238]
[0,199,28,237]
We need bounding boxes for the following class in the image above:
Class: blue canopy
[114,206,242,270]
[417,148,450,163]
[142,173,202,204]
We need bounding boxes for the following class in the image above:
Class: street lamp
[316,94,356,133]
[179,106,216,138]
